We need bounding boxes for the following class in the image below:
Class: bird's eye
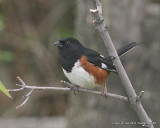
[65,41,71,45]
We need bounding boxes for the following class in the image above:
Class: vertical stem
[90,2,154,127]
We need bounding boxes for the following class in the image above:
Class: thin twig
[136,91,144,102]
[16,89,34,109]
[90,1,154,128]
[8,77,128,108]
[61,80,128,101]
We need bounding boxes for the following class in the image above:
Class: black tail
[106,42,138,61]
[117,42,137,57]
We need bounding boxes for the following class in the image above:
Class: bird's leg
[102,82,107,99]
[71,83,80,95]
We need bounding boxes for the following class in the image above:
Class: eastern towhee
[54,37,137,96]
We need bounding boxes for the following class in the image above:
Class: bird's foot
[101,86,107,99]
[70,84,80,95]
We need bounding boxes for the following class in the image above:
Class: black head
[54,37,84,58]
[54,38,85,72]
[54,37,84,50]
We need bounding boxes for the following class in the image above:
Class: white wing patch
[100,55,105,58]
[101,63,107,69]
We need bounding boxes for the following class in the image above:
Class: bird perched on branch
[54,37,137,97]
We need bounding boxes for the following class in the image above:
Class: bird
[54,37,137,96]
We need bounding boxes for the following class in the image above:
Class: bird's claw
[71,84,80,95]
[101,90,107,99]
[101,85,107,99]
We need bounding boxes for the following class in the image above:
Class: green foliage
[0,50,15,63]
[0,81,12,98]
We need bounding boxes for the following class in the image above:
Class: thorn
[16,84,21,87]
[16,76,20,79]
[136,91,144,102]
[60,80,64,83]
[16,105,21,109]
[61,80,73,88]
[91,20,97,28]
[90,9,99,13]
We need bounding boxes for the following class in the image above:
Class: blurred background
[0,0,160,128]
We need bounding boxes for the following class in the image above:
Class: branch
[8,77,128,109]
[90,1,154,128]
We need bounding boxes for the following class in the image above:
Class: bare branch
[61,80,128,102]
[90,0,154,128]
[16,89,34,109]
[8,77,128,108]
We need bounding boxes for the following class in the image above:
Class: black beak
[54,41,63,47]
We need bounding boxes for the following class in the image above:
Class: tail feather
[117,42,137,57]
[105,42,138,61]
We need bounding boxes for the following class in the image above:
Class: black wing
[84,48,117,73]
[83,42,138,73]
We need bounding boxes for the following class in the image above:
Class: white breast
[62,60,100,89]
